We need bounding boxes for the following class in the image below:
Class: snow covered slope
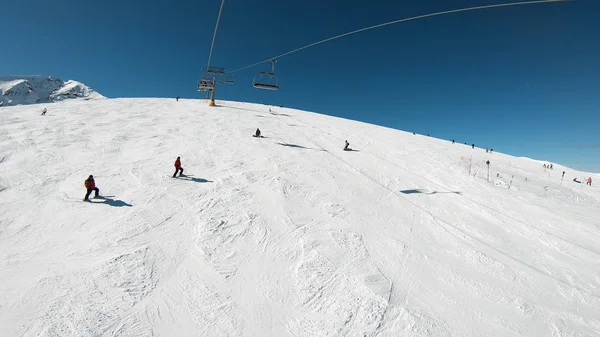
[0,76,104,107]
[0,98,599,337]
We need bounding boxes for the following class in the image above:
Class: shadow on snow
[178,176,213,183]
[400,189,462,195]
[93,196,133,207]
[276,143,324,151]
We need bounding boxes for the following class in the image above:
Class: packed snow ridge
[0,75,104,107]
[0,98,599,337]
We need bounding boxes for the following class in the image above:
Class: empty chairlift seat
[253,59,279,90]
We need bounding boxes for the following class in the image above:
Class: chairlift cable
[228,0,571,74]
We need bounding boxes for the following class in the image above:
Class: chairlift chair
[222,73,235,85]
[253,59,279,90]
[198,78,214,92]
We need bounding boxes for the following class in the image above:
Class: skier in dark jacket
[84,175,100,201]
[344,140,350,150]
[254,128,261,137]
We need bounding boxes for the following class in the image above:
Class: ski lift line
[228,0,572,74]
[206,0,226,70]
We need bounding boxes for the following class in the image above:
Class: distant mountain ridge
[0,75,105,107]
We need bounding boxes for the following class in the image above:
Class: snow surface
[0,98,599,337]
[0,76,104,107]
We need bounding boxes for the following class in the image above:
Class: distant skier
[176,96,180,101]
[173,156,184,178]
[41,108,47,116]
[550,164,553,170]
[344,140,350,151]
[543,164,547,169]
[587,177,592,186]
[452,139,455,144]
[490,149,493,153]
[472,144,475,149]
[486,148,489,153]
[84,175,100,201]
[253,128,262,137]
[573,177,581,184]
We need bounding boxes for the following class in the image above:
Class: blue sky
[1,0,598,171]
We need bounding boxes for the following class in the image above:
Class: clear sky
[1,0,598,172]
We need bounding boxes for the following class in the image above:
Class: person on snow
[173,156,184,177]
[550,164,553,169]
[472,144,475,149]
[176,96,180,101]
[573,177,581,183]
[41,108,47,116]
[587,177,593,186]
[84,175,100,201]
[344,140,350,150]
[452,139,455,144]
[254,128,261,137]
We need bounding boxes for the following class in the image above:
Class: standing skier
[41,108,47,116]
[254,128,261,137]
[173,156,184,177]
[344,140,350,150]
[587,177,592,186]
[84,175,100,201]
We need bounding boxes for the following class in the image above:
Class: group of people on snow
[84,156,187,200]
[449,139,492,152]
[82,126,357,201]
[79,120,594,201]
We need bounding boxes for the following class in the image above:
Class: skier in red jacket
[173,157,184,177]
[84,175,100,201]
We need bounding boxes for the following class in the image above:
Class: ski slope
[0,98,599,337]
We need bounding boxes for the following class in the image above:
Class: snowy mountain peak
[0,75,104,107]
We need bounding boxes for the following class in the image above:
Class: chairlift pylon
[253,59,279,90]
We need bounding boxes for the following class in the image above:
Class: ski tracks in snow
[2,100,600,336]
